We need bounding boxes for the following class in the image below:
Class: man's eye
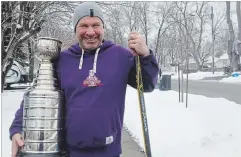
[80,25,87,28]
[93,24,100,27]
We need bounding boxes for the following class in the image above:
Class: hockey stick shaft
[135,55,152,157]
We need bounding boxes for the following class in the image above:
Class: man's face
[75,16,104,50]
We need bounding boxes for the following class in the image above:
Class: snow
[171,71,241,84]
[2,86,241,157]
[124,87,241,157]
[206,56,219,64]
[172,71,225,80]
[219,53,229,60]
[2,90,25,157]
[220,75,241,83]
[16,24,23,29]
[11,83,33,87]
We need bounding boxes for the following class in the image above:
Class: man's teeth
[86,38,96,41]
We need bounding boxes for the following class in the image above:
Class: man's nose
[86,27,95,35]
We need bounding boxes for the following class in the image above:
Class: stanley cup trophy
[18,37,66,157]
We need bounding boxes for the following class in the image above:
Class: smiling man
[10,2,159,157]
[73,3,105,51]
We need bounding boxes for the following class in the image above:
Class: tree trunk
[28,39,34,82]
[226,1,239,71]
[1,37,19,91]
[154,27,162,58]
[237,1,241,67]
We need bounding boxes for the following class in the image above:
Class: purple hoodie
[9,40,159,157]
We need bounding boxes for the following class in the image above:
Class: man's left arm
[127,32,159,92]
[128,50,159,92]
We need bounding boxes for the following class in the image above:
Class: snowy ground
[2,90,25,157]
[171,71,241,84]
[124,87,241,157]
[171,71,225,80]
[220,76,241,83]
[2,86,241,157]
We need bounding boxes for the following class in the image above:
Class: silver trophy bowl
[35,37,62,61]
[19,37,66,157]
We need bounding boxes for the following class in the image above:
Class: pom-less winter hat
[73,2,104,32]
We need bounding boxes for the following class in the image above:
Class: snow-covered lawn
[2,87,241,157]
[171,71,241,84]
[171,71,225,80]
[219,76,241,83]
[124,87,241,157]
[2,90,25,157]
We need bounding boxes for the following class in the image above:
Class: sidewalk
[121,128,146,157]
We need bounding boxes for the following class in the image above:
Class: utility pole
[211,6,215,74]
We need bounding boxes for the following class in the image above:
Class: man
[10,2,159,157]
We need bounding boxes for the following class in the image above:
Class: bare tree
[1,1,77,88]
[162,33,177,67]
[154,2,175,66]
[237,1,241,60]
[176,25,187,64]
[39,20,76,50]
[169,2,192,67]
[2,2,43,88]
[199,41,212,67]
[171,2,211,70]
[138,2,150,45]
[106,5,126,46]
[122,1,141,32]
[97,2,134,46]
[226,1,239,71]
[208,6,226,45]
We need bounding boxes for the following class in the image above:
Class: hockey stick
[135,55,152,157]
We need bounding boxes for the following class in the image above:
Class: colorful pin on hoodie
[9,40,159,157]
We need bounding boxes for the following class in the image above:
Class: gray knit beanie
[73,2,104,32]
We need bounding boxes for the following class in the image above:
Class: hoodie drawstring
[79,49,85,69]
[79,48,100,74]
[93,48,100,73]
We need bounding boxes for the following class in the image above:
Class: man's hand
[128,32,150,57]
[11,133,24,157]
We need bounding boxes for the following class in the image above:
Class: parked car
[201,64,212,72]
[4,61,29,89]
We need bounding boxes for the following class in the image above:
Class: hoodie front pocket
[66,108,117,149]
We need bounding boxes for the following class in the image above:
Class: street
[171,79,241,104]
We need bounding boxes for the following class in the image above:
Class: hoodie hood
[68,40,115,57]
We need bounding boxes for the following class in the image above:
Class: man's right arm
[9,100,24,140]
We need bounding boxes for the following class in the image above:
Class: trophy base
[17,152,67,157]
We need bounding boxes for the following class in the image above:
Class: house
[215,53,230,68]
